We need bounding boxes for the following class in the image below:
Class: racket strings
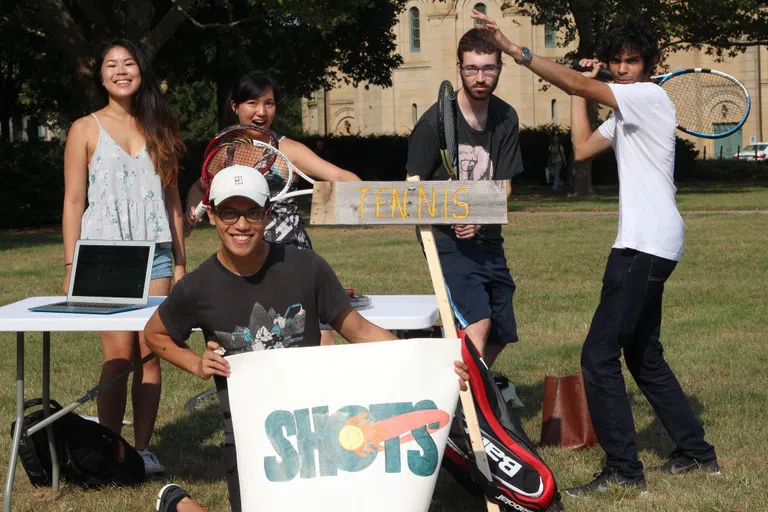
[662,73,748,136]
[201,143,277,190]
[442,92,458,165]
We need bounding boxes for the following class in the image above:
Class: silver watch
[515,46,532,65]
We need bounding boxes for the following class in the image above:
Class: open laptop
[29,240,155,315]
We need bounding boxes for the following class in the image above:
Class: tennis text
[356,186,469,220]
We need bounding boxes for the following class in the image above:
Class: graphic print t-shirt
[158,243,351,441]
[406,94,523,248]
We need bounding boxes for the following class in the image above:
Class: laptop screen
[71,244,151,299]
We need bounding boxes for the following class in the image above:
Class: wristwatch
[515,46,532,65]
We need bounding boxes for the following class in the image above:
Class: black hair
[599,19,660,74]
[225,71,281,124]
[457,28,501,65]
[95,39,184,187]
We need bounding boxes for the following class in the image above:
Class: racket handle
[571,59,613,82]
[184,201,208,238]
[194,201,207,221]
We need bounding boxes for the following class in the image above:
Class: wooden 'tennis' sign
[310,181,507,226]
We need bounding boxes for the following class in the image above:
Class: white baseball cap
[208,165,270,207]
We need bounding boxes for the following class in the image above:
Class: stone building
[303,1,768,159]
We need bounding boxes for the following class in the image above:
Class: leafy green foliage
[505,0,768,59]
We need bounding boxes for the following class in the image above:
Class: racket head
[204,124,278,158]
[655,69,751,139]
[437,80,458,180]
[200,141,279,205]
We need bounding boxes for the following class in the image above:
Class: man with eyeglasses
[145,166,473,511]
[407,28,523,367]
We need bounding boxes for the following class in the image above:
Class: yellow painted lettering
[391,188,409,218]
[357,187,371,218]
[418,186,436,218]
[452,188,469,219]
[375,188,389,217]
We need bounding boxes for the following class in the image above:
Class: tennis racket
[192,125,316,222]
[573,61,751,139]
[437,80,459,180]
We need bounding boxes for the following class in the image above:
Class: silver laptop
[29,240,155,315]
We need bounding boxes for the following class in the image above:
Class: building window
[545,24,557,48]
[412,103,418,125]
[410,7,421,53]
[551,99,557,121]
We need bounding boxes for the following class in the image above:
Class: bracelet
[64,263,72,267]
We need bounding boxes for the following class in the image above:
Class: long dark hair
[96,39,185,187]
[224,70,281,125]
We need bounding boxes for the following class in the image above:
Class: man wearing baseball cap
[145,166,469,511]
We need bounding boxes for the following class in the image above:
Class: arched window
[412,103,418,124]
[551,99,557,121]
[545,24,557,48]
[473,3,487,27]
[410,7,421,53]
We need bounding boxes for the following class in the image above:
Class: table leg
[4,332,24,512]
[42,332,59,490]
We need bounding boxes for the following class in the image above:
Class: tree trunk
[0,116,10,142]
[26,117,40,141]
[567,1,603,196]
[569,100,600,195]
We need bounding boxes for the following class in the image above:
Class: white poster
[227,338,462,512]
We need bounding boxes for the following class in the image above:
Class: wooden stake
[409,177,500,512]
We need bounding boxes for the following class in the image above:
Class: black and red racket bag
[443,332,563,512]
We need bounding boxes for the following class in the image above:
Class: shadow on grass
[0,229,61,250]
[154,403,226,482]
[631,392,709,458]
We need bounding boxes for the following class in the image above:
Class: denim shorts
[151,243,173,280]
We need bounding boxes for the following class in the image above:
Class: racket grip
[194,201,207,221]
[184,201,208,238]
[571,59,613,82]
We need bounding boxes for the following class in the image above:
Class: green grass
[510,182,768,212]
[1,203,767,510]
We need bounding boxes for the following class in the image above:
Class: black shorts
[438,240,519,344]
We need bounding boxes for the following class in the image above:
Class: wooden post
[311,179,505,512]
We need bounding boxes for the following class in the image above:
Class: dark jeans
[581,248,716,477]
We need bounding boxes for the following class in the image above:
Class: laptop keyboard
[65,302,136,309]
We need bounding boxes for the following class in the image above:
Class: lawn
[1,203,767,511]
[510,182,768,212]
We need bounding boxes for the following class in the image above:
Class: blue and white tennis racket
[575,63,751,140]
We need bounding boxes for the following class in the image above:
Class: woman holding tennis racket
[61,39,185,475]
[185,70,360,345]
[472,12,720,497]
[185,70,360,250]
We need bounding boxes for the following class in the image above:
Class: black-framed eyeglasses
[460,65,501,77]
[213,207,268,225]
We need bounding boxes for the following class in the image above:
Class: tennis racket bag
[443,332,563,512]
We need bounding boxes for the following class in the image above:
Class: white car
[732,143,768,161]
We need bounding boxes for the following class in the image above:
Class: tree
[505,0,768,195]
[31,0,407,127]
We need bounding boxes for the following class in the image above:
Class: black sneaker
[565,468,646,497]
[650,450,721,475]
[156,484,191,512]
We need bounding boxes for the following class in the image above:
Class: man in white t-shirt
[471,12,719,497]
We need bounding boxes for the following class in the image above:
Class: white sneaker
[138,449,166,475]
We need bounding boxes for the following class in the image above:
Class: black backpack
[10,398,145,488]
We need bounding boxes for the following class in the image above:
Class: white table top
[0,295,438,332]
